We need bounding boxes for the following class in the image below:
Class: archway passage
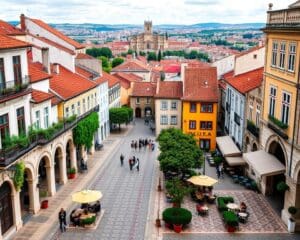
[252,143,258,151]
[266,141,286,214]
[144,107,152,117]
[38,156,50,200]
[0,182,14,235]
[54,147,63,185]
[135,107,141,118]
[20,169,32,221]
[66,141,72,169]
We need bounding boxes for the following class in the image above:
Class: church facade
[130,21,168,52]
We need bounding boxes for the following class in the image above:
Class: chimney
[181,63,188,94]
[156,76,160,94]
[20,14,26,31]
[53,63,60,74]
[41,48,50,73]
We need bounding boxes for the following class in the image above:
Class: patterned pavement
[56,119,157,240]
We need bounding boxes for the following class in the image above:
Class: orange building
[182,66,218,150]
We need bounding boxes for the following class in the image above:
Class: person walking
[129,158,133,171]
[58,208,67,232]
[136,158,140,171]
[216,165,220,179]
[120,154,124,166]
[219,163,224,179]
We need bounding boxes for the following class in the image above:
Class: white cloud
[0,0,294,24]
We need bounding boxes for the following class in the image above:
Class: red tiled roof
[163,65,181,73]
[0,20,25,35]
[50,65,97,100]
[112,59,150,72]
[222,70,234,79]
[131,82,156,97]
[114,72,142,82]
[97,71,120,88]
[0,34,30,50]
[224,67,263,94]
[31,89,53,103]
[75,66,93,79]
[155,81,183,99]
[51,95,62,106]
[182,67,218,102]
[76,53,95,59]
[28,62,51,83]
[30,18,84,49]
[219,80,227,90]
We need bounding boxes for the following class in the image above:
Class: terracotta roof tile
[163,65,181,73]
[112,59,150,72]
[76,53,95,59]
[28,62,51,83]
[75,66,93,79]
[31,89,53,103]
[30,18,84,49]
[113,72,143,83]
[182,67,218,102]
[155,81,182,99]
[0,20,25,35]
[0,34,30,50]
[131,82,156,97]
[50,65,97,100]
[224,67,263,94]
[97,71,120,88]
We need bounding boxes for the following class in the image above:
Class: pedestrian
[131,140,134,150]
[216,166,220,179]
[132,156,136,165]
[120,154,124,166]
[58,208,67,232]
[136,158,140,171]
[138,142,142,151]
[129,158,133,171]
[145,138,148,146]
[219,163,224,178]
[151,142,155,151]
[134,141,137,151]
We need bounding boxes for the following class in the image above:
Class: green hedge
[217,196,234,212]
[81,216,96,225]
[162,207,192,225]
[223,211,239,227]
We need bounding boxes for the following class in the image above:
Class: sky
[0,0,295,25]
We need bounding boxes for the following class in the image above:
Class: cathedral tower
[144,20,152,35]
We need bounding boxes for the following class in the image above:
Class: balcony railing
[0,105,99,169]
[247,120,259,138]
[0,76,30,97]
[234,112,241,126]
[267,115,288,140]
[266,7,300,28]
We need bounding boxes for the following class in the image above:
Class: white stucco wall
[31,79,50,92]
[211,55,235,80]
[97,81,109,143]
[31,100,53,129]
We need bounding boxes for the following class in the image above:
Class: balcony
[234,112,241,126]
[247,120,260,138]
[0,76,30,97]
[0,105,99,168]
[267,115,288,140]
[266,6,300,29]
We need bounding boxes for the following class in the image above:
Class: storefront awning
[216,136,241,157]
[243,150,285,177]
[225,156,246,166]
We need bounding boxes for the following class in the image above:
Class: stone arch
[252,142,258,151]
[265,135,288,167]
[37,153,55,197]
[245,136,250,145]
[66,138,77,171]
[293,161,300,183]
[135,107,141,118]
[53,144,66,185]
[36,151,52,177]
[19,166,34,219]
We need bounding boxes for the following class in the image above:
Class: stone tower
[144,20,152,35]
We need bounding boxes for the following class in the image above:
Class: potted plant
[155,209,161,227]
[165,178,189,208]
[223,211,239,232]
[39,190,48,209]
[162,207,192,233]
[67,167,76,179]
[276,181,289,193]
[287,206,298,233]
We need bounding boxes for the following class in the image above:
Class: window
[71,104,75,115]
[43,107,49,128]
[83,99,86,113]
[0,114,9,145]
[201,104,213,113]
[65,107,69,118]
[146,97,151,104]
[253,54,257,59]
[189,120,196,129]
[13,56,22,85]
[279,42,286,69]
[171,101,177,110]
[170,116,177,125]
[160,115,168,125]
[77,101,81,115]
[17,107,25,135]
[269,86,276,117]
[271,41,278,66]
[0,58,5,90]
[190,103,196,112]
[161,101,168,110]
[200,139,210,150]
[94,93,97,105]
[249,101,253,121]
[288,43,296,72]
[200,121,212,130]
[35,110,40,129]
[281,92,291,125]
[256,110,260,127]
[87,96,90,110]
[136,97,140,104]
[91,95,94,107]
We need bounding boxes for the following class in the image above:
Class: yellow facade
[120,87,132,106]
[263,33,300,138]
[182,101,217,150]
[58,88,98,120]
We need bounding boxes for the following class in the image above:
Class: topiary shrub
[276,181,289,193]
[223,211,239,227]
[217,196,234,212]
[162,207,192,225]
[288,206,298,215]
[213,156,223,165]
[81,216,96,225]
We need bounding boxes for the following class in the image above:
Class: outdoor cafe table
[226,203,239,212]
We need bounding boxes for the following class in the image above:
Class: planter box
[41,200,48,209]
[227,225,236,232]
[288,218,296,233]
[68,173,76,179]
[173,224,183,233]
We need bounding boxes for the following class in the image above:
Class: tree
[165,178,190,207]
[99,56,111,73]
[157,128,203,177]
[139,51,146,56]
[109,108,129,131]
[112,57,124,68]
[99,47,113,58]
[147,52,157,61]
[127,49,133,55]
[86,47,112,58]
[122,106,133,121]
[158,50,162,61]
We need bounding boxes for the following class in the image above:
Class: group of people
[120,154,140,171]
[130,139,155,152]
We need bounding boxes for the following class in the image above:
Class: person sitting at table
[240,202,247,212]
[196,203,208,215]
[91,201,101,214]
[81,203,89,211]
[195,191,204,202]
[71,209,84,226]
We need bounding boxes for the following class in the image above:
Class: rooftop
[131,82,156,97]
[31,89,53,103]
[0,34,30,50]
[155,81,183,99]
[112,59,150,72]
[28,62,52,83]
[97,71,120,88]
[0,20,24,35]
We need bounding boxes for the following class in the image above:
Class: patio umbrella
[187,175,218,187]
[72,190,103,203]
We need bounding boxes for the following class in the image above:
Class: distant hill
[189,22,265,29]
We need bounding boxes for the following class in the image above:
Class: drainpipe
[289,59,300,177]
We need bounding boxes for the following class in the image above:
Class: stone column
[71,145,77,173]
[28,178,40,214]
[59,151,67,185]
[46,165,56,197]
[13,191,23,230]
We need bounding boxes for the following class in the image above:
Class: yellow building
[259,1,300,230]
[182,66,218,150]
